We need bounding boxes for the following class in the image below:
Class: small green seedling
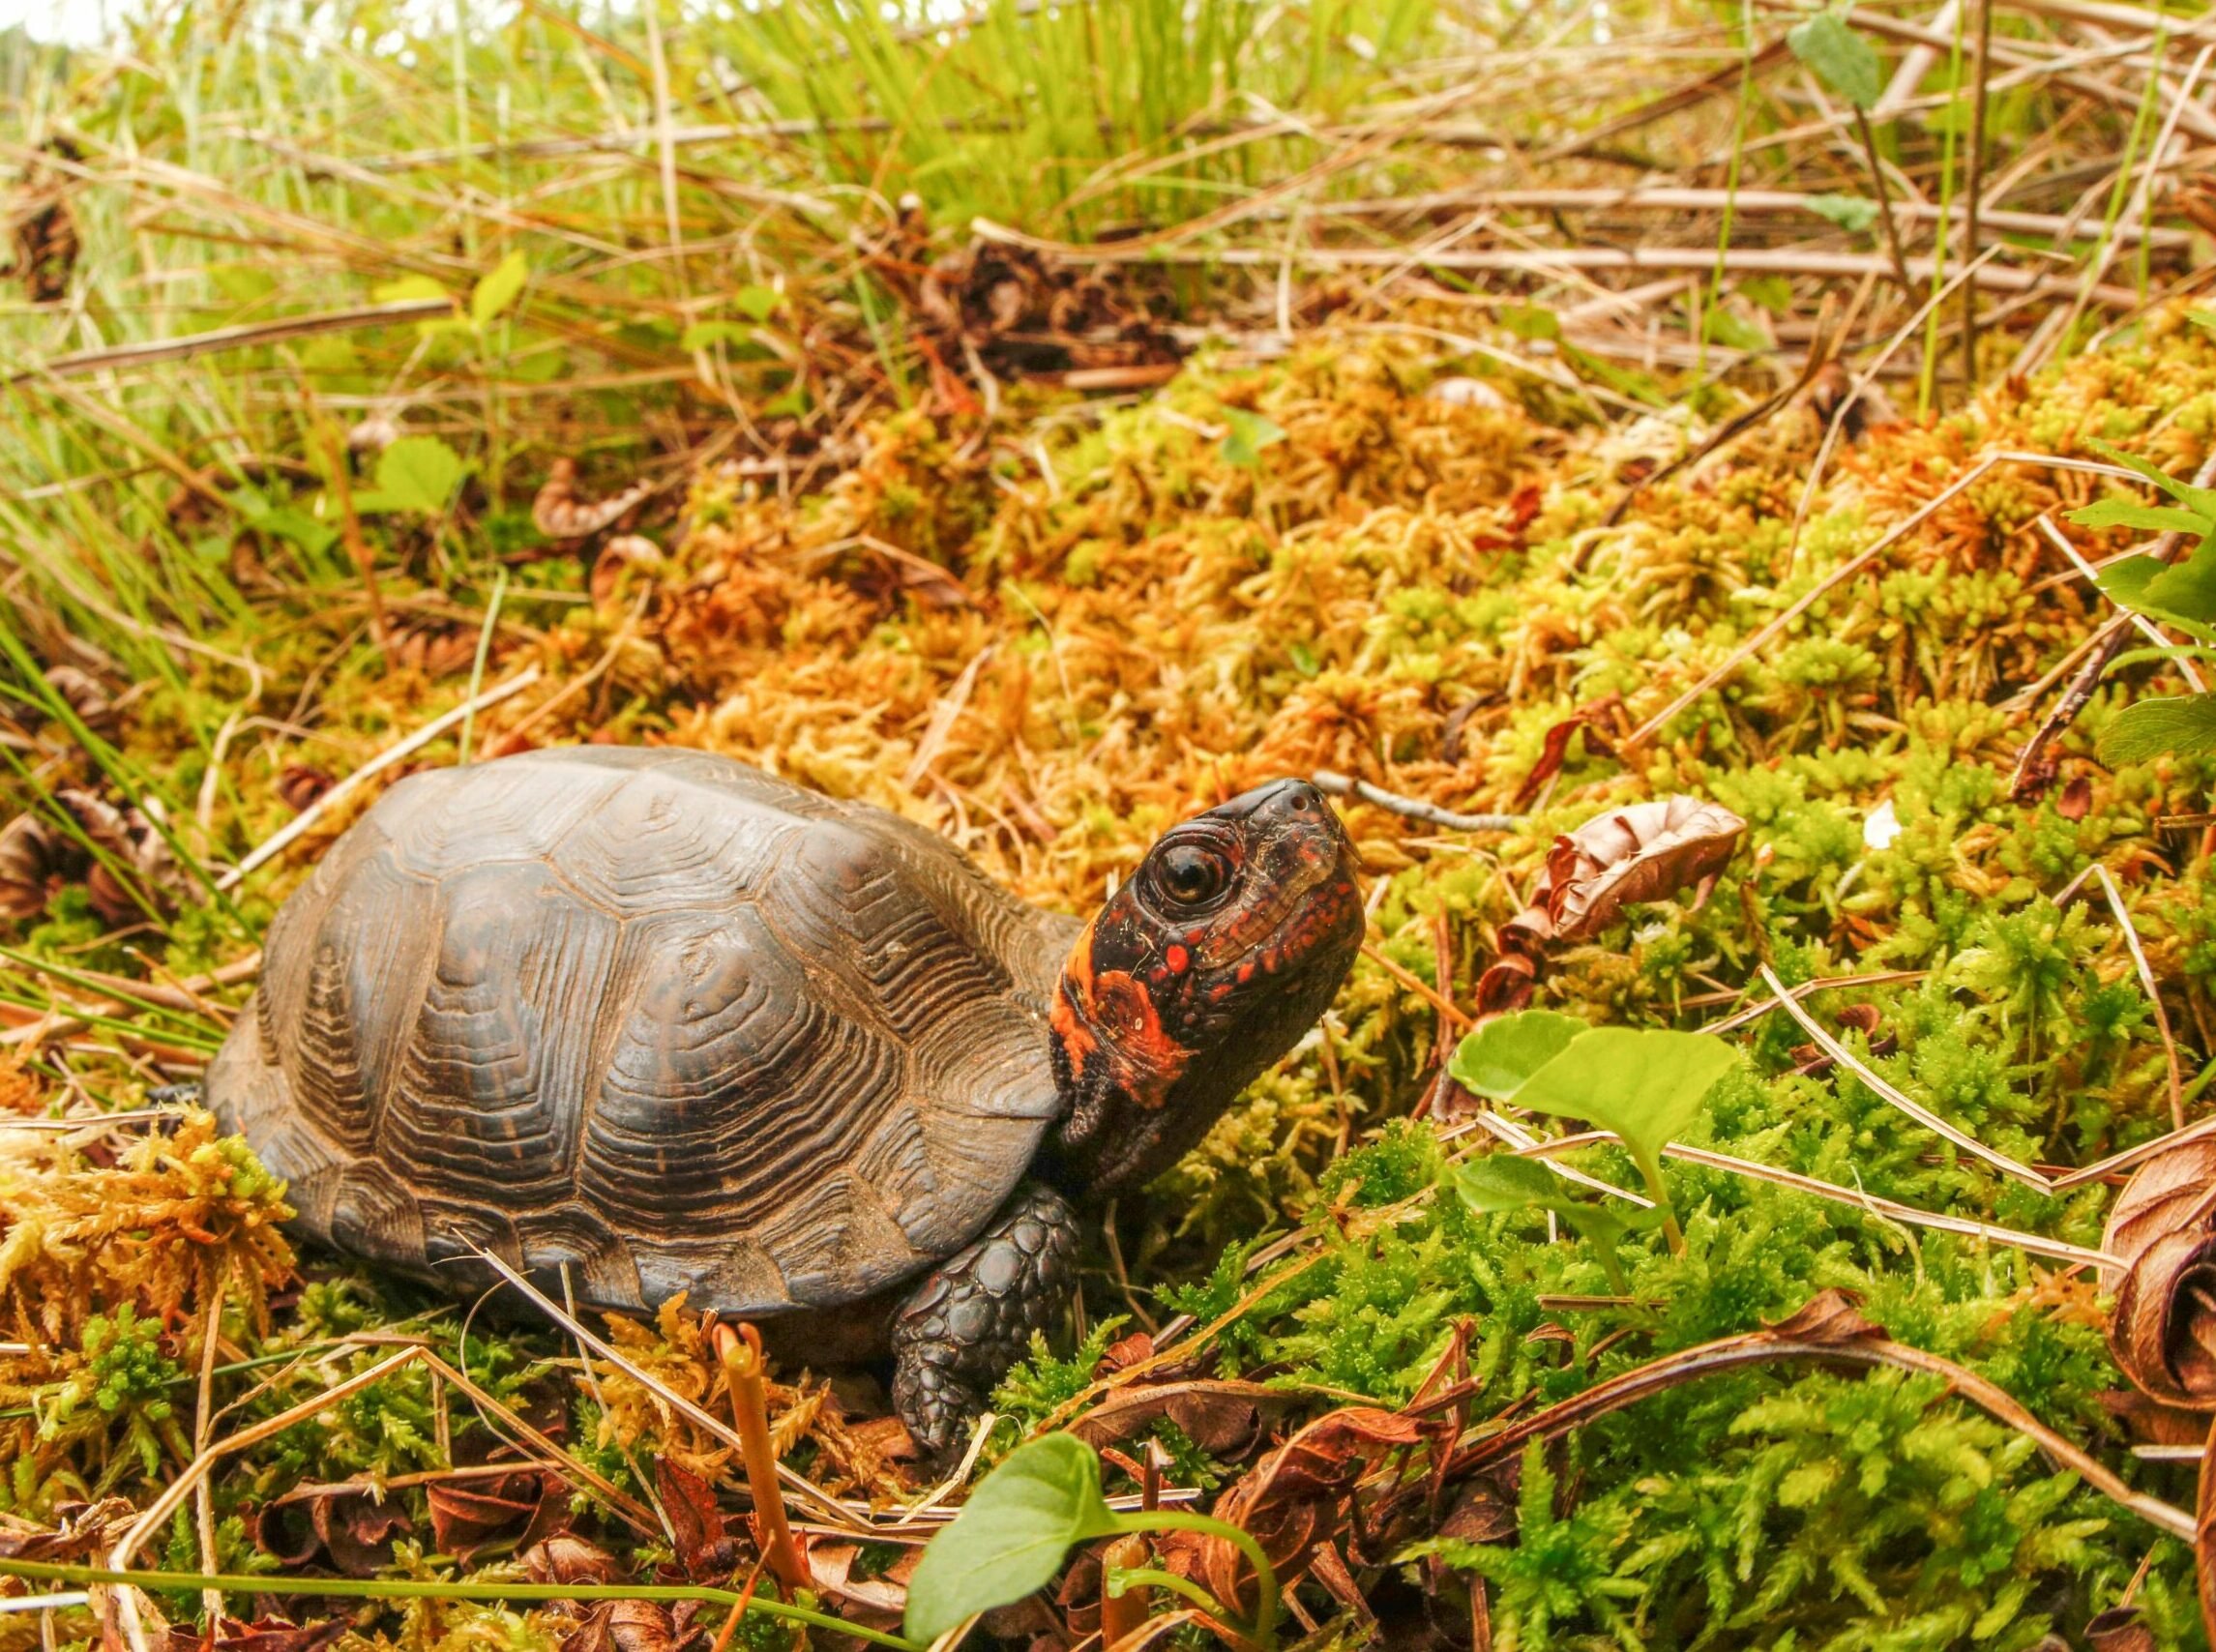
[351,435,469,517]
[1221,408,1286,468]
[1447,1013,1742,1253]
[904,1432,1279,1649]
[2066,439,2216,766]
[1448,1009,1586,1100]
[1453,1155,1665,1295]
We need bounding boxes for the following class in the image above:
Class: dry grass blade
[463,1248,870,1533]
[218,669,540,891]
[1756,964,2052,1191]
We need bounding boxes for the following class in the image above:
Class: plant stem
[1850,107,1913,297]
[712,1322,808,1593]
[1101,1535,1155,1649]
[1631,1150,1684,1254]
[0,1559,921,1652]
[1122,1509,1278,1652]
[1960,0,1994,388]
[1107,1567,1254,1650]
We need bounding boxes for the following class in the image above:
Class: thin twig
[1962,0,1995,384]
[218,667,540,891]
[1313,771,1521,833]
[1756,963,2053,1191]
[2069,865,2186,1130]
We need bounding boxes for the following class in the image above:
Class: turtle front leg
[891,1182,1079,1460]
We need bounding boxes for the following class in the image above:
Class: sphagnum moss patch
[7,307,2216,1650]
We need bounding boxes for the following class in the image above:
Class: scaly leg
[890,1182,1079,1460]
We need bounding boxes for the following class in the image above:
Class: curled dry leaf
[42,665,116,736]
[255,1490,412,1577]
[1767,1286,1891,1347]
[1509,695,1621,811]
[523,1532,626,1586]
[1195,1405,1429,1611]
[654,1456,740,1581]
[388,620,479,679]
[164,1619,346,1652]
[59,787,181,926]
[592,535,667,611]
[1067,1378,1297,1459]
[1476,795,1744,1010]
[0,812,63,918]
[1095,1329,1156,1373]
[2102,1136,2216,1408]
[427,1468,567,1564]
[535,457,654,542]
[276,765,336,814]
[563,1599,706,1652]
[2084,1608,2157,1652]
[808,1538,910,1621]
[0,1496,138,1564]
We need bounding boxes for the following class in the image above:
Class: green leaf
[733,284,783,322]
[1222,408,1287,468]
[2097,694,2216,766]
[2086,438,2216,517]
[1806,193,1879,233]
[1453,1153,1564,1214]
[248,506,339,558]
[1512,1028,1742,1171]
[360,435,465,516]
[470,251,530,328]
[2190,310,2216,336]
[1499,304,1559,342]
[374,275,451,306]
[2097,554,2216,643]
[2065,499,2213,537]
[1448,1010,1588,1101]
[1703,308,1770,353]
[905,1434,1122,1641]
[2142,543,2216,628]
[1788,12,1883,111]
[682,320,754,352]
[1739,275,1794,315]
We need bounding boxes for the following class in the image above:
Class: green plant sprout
[1448,1014,1742,1253]
[903,1432,1280,1650]
[1453,1156,1665,1296]
[2069,439,2216,766]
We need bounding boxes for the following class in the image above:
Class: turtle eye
[1156,843,1230,907]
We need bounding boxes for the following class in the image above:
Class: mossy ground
[7,300,2216,1651]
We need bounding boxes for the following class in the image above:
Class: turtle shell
[208,747,1077,1317]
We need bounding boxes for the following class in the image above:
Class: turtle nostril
[1285,784,1315,812]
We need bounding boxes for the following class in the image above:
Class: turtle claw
[891,1181,1078,1462]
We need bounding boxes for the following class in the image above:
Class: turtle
[204,746,1364,1454]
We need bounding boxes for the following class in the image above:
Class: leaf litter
[9,295,2216,1648]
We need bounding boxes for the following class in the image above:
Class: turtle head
[1044,779,1363,1197]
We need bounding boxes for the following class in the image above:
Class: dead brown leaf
[535,458,654,542]
[1195,1406,1429,1611]
[1068,1380,1297,1460]
[654,1457,740,1580]
[163,1619,346,1652]
[523,1533,626,1586]
[2103,1137,2216,1409]
[2086,1607,2158,1652]
[427,1468,566,1564]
